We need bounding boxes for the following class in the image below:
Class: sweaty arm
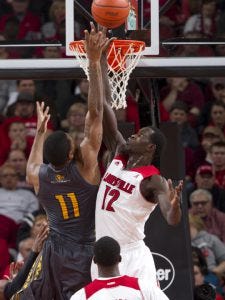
[26,102,50,194]
[141,175,182,226]
[100,53,125,155]
[79,25,108,184]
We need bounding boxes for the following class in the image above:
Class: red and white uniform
[93,155,160,284]
[70,275,169,300]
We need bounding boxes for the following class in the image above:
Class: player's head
[43,131,75,167]
[93,236,121,267]
[126,126,166,167]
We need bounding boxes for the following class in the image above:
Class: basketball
[91,0,130,29]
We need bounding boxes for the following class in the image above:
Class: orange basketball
[91,0,130,29]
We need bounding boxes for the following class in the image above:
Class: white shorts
[91,240,158,286]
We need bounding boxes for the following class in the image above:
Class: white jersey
[70,275,169,300]
[95,155,160,246]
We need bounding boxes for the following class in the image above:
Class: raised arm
[100,30,125,154]
[79,23,111,182]
[26,102,50,194]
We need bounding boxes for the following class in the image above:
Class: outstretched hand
[36,101,50,134]
[84,22,114,62]
[167,179,183,209]
[8,261,24,281]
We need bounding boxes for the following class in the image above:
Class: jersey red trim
[130,165,160,178]
[114,154,128,166]
[84,275,140,299]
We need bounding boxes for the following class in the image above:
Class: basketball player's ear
[119,255,122,263]
[146,144,156,153]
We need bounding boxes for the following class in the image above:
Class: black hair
[193,284,216,300]
[192,246,208,276]
[211,100,225,110]
[210,140,225,152]
[149,126,167,169]
[43,131,71,167]
[94,236,120,267]
[169,101,189,114]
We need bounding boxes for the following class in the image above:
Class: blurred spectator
[190,189,225,243]
[189,214,225,278]
[169,101,199,149]
[41,0,65,40]
[0,163,39,225]
[160,78,205,121]
[193,263,223,300]
[3,93,54,148]
[0,163,38,264]
[16,210,46,247]
[7,149,33,191]
[191,126,225,177]
[192,246,224,297]
[72,78,89,104]
[35,46,73,126]
[208,101,225,135]
[189,165,225,212]
[199,78,225,129]
[210,141,225,189]
[6,79,36,116]
[61,103,87,134]
[16,237,34,262]
[0,0,41,41]
[0,120,29,166]
[183,0,218,37]
[175,31,214,57]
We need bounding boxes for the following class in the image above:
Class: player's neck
[127,154,153,169]
[98,266,120,278]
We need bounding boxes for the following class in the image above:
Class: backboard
[65,0,159,56]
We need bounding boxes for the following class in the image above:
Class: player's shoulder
[137,279,169,300]
[70,287,85,300]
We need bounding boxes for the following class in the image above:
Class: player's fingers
[84,30,89,43]
[95,31,103,44]
[44,105,50,116]
[167,179,173,191]
[90,22,96,33]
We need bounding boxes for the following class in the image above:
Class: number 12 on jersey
[55,192,80,220]
[101,185,120,212]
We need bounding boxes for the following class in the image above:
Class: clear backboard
[65,0,159,56]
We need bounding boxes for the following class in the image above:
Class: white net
[69,40,145,109]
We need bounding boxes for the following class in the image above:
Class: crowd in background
[0,0,225,298]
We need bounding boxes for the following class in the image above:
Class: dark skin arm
[100,29,125,155]
[140,175,183,225]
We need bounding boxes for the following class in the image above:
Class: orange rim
[69,40,145,54]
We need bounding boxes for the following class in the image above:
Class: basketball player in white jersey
[91,28,183,286]
[71,236,169,300]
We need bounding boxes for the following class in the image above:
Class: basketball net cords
[70,42,144,109]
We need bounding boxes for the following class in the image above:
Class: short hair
[169,101,189,114]
[43,131,71,167]
[94,236,120,267]
[210,141,225,152]
[211,100,225,111]
[190,189,212,204]
[149,126,167,168]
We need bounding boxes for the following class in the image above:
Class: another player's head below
[93,236,121,277]
[125,126,166,168]
[43,131,76,168]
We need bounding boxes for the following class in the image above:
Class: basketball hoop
[69,39,145,109]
